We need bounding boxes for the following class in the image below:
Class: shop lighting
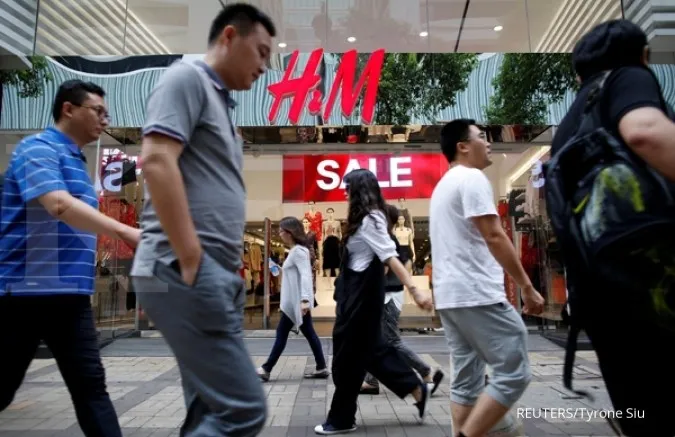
[494,25,503,32]
[278,42,287,48]
[419,31,429,37]
[347,36,356,43]
[505,146,551,192]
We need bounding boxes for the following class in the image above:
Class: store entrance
[242,216,439,335]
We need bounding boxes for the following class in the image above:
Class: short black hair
[440,119,475,163]
[52,79,105,122]
[572,19,648,81]
[208,3,276,45]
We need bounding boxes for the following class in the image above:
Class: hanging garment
[249,244,263,271]
[98,195,136,261]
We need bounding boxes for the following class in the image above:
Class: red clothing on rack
[520,233,538,273]
[98,195,137,259]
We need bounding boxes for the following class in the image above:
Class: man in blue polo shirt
[0,79,140,437]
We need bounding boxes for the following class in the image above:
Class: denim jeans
[0,295,122,437]
[262,311,327,373]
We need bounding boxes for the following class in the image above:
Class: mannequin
[398,197,415,237]
[304,201,323,242]
[303,218,319,268]
[303,217,320,305]
[322,207,342,277]
[394,213,415,274]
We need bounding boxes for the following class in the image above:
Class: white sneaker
[256,366,270,382]
[314,423,357,435]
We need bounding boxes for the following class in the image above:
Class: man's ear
[60,102,75,120]
[217,25,238,47]
[642,46,650,65]
[456,141,469,155]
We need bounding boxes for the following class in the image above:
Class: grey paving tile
[0,334,625,437]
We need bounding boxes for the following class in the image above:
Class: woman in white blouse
[257,217,329,382]
[315,169,434,436]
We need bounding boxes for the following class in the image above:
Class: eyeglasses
[77,104,111,122]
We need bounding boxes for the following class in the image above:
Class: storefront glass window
[82,136,140,335]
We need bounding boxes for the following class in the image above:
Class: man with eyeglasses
[0,79,140,437]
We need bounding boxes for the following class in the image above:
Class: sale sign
[268,48,385,125]
[282,154,449,203]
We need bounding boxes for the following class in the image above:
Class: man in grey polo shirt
[131,4,275,436]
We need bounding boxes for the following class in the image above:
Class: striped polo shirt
[0,128,98,296]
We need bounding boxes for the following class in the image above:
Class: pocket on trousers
[153,253,206,289]
[494,301,513,312]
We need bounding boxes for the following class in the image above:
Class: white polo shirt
[429,165,507,309]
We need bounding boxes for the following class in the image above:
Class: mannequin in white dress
[394,214,415,274]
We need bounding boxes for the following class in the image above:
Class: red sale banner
[282,154,449,203]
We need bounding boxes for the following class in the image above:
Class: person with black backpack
[547,19,675,437]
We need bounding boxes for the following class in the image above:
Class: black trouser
[328,317,420,428]
[0,295,122,437]
[327,263,420,429]
[365,299,432,387]
[585,303,675,437]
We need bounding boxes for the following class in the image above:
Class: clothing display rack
[509,160,568,323]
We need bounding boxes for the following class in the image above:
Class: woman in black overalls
[315,169,434,435]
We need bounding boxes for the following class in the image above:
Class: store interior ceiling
[33,0,621,56]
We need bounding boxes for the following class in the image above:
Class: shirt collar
[45,127,86,161]
[195,61,238,109]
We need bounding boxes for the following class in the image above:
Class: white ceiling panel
[125,0,221,54]
[31,0,622,55]
[427,0,465,52]
[456,0,530,52]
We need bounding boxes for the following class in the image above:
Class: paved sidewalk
[0,335,619,436]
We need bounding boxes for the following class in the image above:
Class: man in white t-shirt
[429,119,545,437]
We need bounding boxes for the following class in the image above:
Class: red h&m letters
[267,48,385,125]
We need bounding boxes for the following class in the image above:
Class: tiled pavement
[0,334,620,437]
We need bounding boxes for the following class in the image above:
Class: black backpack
[543,68,675,399]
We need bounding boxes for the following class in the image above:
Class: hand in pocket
[174,250,203,287]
